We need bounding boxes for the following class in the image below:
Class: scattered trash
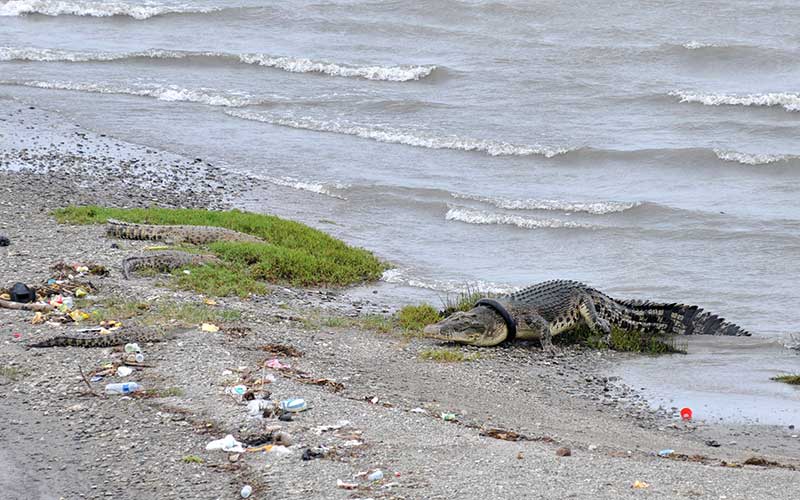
[90,375,104,383]
[680,407,692,421]
[517,451,524,460]
[240,485,252,498]
[201,323,219,333]
[441,412,457,421]
[30,312,46,325]
[312,420,351,435]
[68,310,90,322]
[116,366,133,377]
[556,447,572,457]
[206,435,246,453]
[280,398,307,413]
[302,446,329,461]
[658,449,675,457]
[0,235,9,246]
[336,479,358,490]
[10,283,36,303]
[124,343,141,353]
[266,358,288,369]
[632,480,650,489]
[266,445,292,459]
[247,399,273,417]
[203,298,217,306]
[481,428,525,442]
[278,413,293,422]
[368,470,384,481]
[410,408,427,414]
[104,382,142,395]
[705,440,721,447]
[75,287,88,298]
[134,353,145,363]
[258,343,304,357]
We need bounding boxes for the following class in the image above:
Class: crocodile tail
[28,333,126,348]
[614,300,750,336]
[107,219,161,241]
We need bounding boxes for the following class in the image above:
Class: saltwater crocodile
[122,251,221,279]
[107,218,263,245]
[423,280,750,349]
[28,326,171,348]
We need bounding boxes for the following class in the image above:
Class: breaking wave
[670,90,800,112]
[713,149,798,166]
[681,41,726,50]
[259,175,348,200]
[381,268,516,295]
[0,0,220,19]
[445,208,594,230]
[0,46,436,82]
[0,79,260,107]
[451,193,639,214]
[226,110,570,158]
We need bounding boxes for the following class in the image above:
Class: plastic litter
[658,449,674,457]
[206,435,245,453]
[0,235,9,247]
[116,366,133,377]
[337,479,358,490]
[201,323,219,333]
[247,399,272,417]
[280,398,307,412]
[410,408,427,414]
[90,375,104,383]
[226,385,247,396]
[134,353,145,363]
[680,407,693,421]
[266,358,287,369]
[10,283,36,303]
[632,480,650,489]
[240,485,252,498]
[368,470,384,481]
[441,412,457,421]
[124,343,141,353]
[104,382,142,395]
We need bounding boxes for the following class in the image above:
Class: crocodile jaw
[422,308,508,347]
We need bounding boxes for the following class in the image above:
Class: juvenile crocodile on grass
[27,326,172,348]
[423,280,750,349]
[107,218,263,245]
[122,251,221,279]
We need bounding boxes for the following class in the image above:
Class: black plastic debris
[0,235,9,247]
[10,283,36,303]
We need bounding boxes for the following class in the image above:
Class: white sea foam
[451,193,639,214]
[445,207,593,230]
[239,54,436,82]
[0,79,258,107]
[713,149,796,165]
[670,90,800,112]
[261,176,347,200]
[226,110,569,158]
[0,46,436,82]
[0,0,219,19]
[381,268,516,295]
[682,41,724,50]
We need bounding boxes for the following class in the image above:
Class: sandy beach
[1,101,799,500]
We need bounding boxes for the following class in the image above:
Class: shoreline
[1,101,798,499]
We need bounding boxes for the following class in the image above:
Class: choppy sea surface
[1,0,798,419]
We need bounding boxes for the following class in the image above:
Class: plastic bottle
[280,398,307,412]
[104,382,142,395]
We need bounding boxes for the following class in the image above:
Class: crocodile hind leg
[577,293,612,345]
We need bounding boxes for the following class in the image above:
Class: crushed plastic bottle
[279,398,307,412]
[116,366,133,377]
[104,382,142,395]
[368,470,384,481]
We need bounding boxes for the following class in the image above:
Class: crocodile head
[422,306,509,347]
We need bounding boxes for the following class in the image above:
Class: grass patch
[441,288,489,317]
[0,366,26,381]
[772,375,800,385]
[556,323,686,354]
[398,304,441,332]
[182,455,204,464]
[53,206,387,294]
[140,386,185,398]
[85,297,240,328]
[419,348,480,363]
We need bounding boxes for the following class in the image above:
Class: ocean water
[1,0,799,344]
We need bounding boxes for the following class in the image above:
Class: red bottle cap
[680,407,692,421]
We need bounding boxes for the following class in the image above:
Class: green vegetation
[771,374,800,385]
[54,206,387,295]
[397,304,441,331]
[441,288,489,316]
[85,297,240,328]
[419,348,480,362]
[140,386,185,398]
[555,323,686,354]
[0,365,26,381]
[182,455,204,464]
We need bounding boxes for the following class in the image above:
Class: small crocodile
[107,218,263,245]
[28,327,171,348]
[423,280,750,349]
[122,251,222,279]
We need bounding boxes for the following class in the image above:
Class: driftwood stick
[0,298,54,312]
[77,364,102,398]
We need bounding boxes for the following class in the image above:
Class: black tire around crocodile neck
[474,298,517,341]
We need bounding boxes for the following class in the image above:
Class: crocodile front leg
[517,312,554,352]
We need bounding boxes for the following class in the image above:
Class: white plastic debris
[206,435,245,453]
